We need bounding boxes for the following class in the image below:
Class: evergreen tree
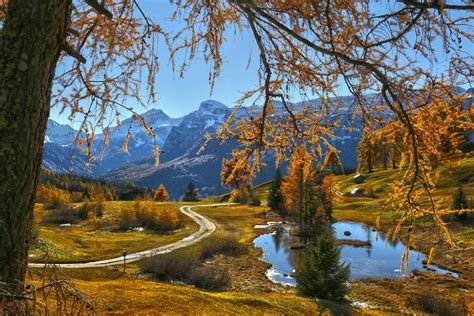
[268,167,284,213]
[296,234,350,301]
[154,184,169,202]
[182,182,199,202]
[452,186,469,221]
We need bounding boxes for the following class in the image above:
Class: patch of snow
[205,119,216,129]
[128,226,144,232]
[351,187,363,195]
[351,301,372,309]
[265,267,296,287]
[59,223,80,227]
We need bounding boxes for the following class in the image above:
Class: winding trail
[28,203,228,269]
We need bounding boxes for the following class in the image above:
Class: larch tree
[153,184,169,202]
[221,150,254,191]
[281,144,316,232]
[357,130,375,173]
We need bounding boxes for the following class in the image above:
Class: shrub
[44,205,86,224]
[296,234,350,301]
[155,207,180,231]
[119,199,182,231]
[139,233,246,291]
[410,293,465,316]
[140,252,231,291]
[198,232,248,260]
[140,251,197,281]
[188,266,230,290]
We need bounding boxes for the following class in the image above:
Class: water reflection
[254,221,459,286]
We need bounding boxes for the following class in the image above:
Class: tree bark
[0,0,69,289]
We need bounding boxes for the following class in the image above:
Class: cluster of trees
[39,169,151,201]
[221,151,260,205]
[36,183,113,207]
[119,199,181,231]
[267,146,338,235]
[358,112,473,174]
[357,127,402,173]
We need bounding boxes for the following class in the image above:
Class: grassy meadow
[26,158,474,314]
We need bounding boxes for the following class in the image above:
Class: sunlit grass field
[31,201,200,263]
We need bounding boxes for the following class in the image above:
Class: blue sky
[49,1,472,125]
[50,0,261,124]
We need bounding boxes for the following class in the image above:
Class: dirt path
[28,203,225,269]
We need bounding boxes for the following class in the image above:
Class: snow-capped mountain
[45,119,77,145]
[42,108,182,175]
[42,98,365,198]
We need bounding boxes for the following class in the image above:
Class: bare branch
[84,0,113,19]
[61,43,86,63]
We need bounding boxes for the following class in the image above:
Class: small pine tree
[452,186,469,221]
[268,167,284,213]
[154,184,169,202]
[182,182,199,202]
[296,234,350,301]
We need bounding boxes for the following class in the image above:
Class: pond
[253,221,458,286]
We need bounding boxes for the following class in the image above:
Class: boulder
[350,187,364,195]
[354,174,365,184]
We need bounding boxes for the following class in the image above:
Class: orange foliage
[36,185,70,209]
[221,150,254,190]
[280,145,315,214]
[153,184,169,202]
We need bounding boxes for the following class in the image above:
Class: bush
[296,234,350,301]
[139,233,246,291]
[198,233,248,260]
[119,199,182,231]
[410,293,465,316]
[155,207,180,231]
[140,251,197,281]
[44,205,87,224]
[188,266,230,290]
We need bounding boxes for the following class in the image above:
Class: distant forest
[38,169,151,201]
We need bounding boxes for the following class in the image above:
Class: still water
[253,221,458,286]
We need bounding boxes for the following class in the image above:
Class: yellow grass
[31,201,198,263]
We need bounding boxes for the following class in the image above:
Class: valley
[27,159,474,314]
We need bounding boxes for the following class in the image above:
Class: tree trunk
[0,0,69,289]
